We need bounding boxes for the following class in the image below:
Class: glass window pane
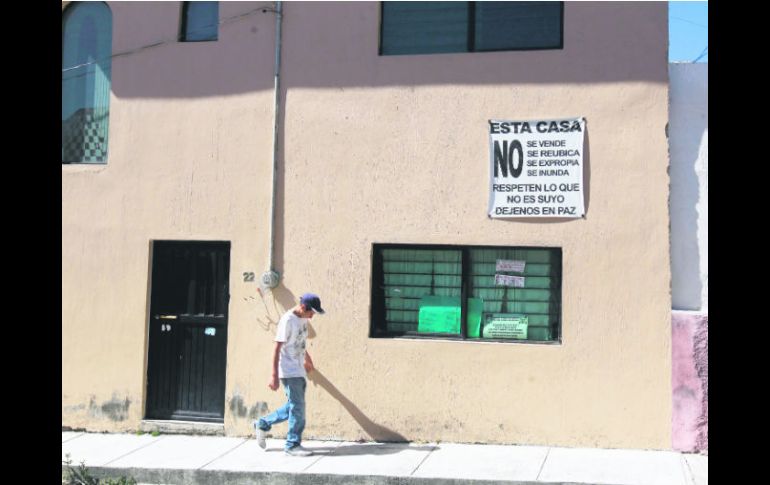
[62,2,112,164]
[381,248,462,335]
[381,2,469,55]
[474,1,562,51]
[469,247,560,341]
[373,245,561,342]
[183,1,218,41]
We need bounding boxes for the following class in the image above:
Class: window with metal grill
[379,1,563,56]
[370,244,561,343]
[180,1,219,42]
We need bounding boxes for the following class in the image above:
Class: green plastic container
[417,296,483,335]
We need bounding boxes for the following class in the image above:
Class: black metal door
[146,241,230,423]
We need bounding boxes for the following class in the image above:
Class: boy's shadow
[302,442,437,457]
[305,370,437,456]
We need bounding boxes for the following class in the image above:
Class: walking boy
[254,293,325,456]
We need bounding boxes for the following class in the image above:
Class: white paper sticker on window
[204,327,216,336]
[495,274,526,287]
[483,314,529,339]
[496,259,526,272]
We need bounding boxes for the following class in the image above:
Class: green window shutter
[381,248,462,334]
[380,1,563,56]
[372,244,561,342]
[474,1,563,51]
[380,1,469,55]
[469,248,561,341]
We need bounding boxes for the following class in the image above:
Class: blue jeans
[257,377,306,450]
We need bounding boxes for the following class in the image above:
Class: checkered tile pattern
[62,108,108,163]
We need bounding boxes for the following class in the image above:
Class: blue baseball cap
[300,293,325,314]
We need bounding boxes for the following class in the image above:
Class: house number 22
[243,272,255,282]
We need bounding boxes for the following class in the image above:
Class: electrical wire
[692,45,708,63]
[670,15,708,30]
[62,3,277,74]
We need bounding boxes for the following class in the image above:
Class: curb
[66,466,596,485]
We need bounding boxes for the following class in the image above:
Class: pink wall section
[672,311,708,452]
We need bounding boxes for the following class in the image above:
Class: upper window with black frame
[379,1,563,56]
[180,1,219,42]
[370,244,561,343]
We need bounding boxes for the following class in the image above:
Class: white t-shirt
[274,311,308,378]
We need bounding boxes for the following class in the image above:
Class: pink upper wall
[107,1,667,99]
[282,1,667,87]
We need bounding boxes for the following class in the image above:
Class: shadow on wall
[254,287,297,332]
[269,287,319,339]
[269,286,298,315]
[308,369,407,442]
[107,2,668,99]
[254,287,324,338]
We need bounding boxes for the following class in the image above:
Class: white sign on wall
[488,117,586,218]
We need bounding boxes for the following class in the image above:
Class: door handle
[156,315,178,320]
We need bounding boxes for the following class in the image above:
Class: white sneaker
[253,420,266,450]
[284,446,314,457]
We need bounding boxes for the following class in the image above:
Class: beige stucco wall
[62,2,671,449]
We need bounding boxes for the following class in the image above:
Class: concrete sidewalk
[62,431,707,485]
